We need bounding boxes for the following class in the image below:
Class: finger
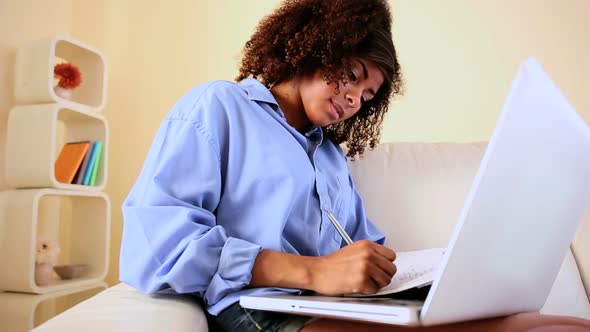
[371,251,397,278]
[367,264,393,290]
[371,244,396,262]
[356,274,381,295]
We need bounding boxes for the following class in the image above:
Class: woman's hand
[249,241,395,295]
[309,240,397,295]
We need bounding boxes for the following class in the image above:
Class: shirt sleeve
[119,116,262,307]
[345,174,386,245]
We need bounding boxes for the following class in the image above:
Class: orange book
[54,141,90,184]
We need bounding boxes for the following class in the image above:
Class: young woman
[120,0,590,331]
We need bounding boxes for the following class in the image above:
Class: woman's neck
[270,79,310,132]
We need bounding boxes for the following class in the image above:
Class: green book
[88,141,104,186]
[82,141,98,185]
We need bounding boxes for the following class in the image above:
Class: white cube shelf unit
[5,104,109,190]
[0,282,106,332]
[14,34,107,112]
[0,189,110,294]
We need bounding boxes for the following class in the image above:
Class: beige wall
[0,0,73,189]
[1,0,589,287]
[385,0,590,142]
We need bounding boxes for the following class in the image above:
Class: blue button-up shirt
[120,78,385,315]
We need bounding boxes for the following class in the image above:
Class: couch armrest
[33,283,208,332]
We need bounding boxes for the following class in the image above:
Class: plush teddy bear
[35,237,61,286]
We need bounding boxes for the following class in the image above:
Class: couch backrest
[347,142,590,300]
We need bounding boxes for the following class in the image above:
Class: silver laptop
[240,57,590,326]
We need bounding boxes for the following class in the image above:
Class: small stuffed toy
[53,62,82,100]
[35,237,61,286]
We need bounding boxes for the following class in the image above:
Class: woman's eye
[348,71,357,82]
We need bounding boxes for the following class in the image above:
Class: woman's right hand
[309,240,397,295]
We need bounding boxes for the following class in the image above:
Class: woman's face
[299,58,385,128]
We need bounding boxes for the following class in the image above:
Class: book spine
[74,141,94,184]
[88,141,104,186]
[83,141,101,185]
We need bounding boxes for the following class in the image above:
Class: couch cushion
[348,142,590,319]
[542,250,590,318]
[34,283,207,332]
[348,142,486,250]
[573,208,590,300]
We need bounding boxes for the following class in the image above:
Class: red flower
[54,63,82,89]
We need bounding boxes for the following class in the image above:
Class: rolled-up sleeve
[120,115,262,306]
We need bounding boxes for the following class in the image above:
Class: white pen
[327,211,353,245]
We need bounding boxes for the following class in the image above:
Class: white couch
[34,142,590,331]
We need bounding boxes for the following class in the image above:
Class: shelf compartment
[0,189,110,294]
[14,34,107,112]
[0,282,106,332]
[5,104,108,190]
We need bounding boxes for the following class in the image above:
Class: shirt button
[321,204,329,212]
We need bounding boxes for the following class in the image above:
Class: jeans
[206,301,313,332]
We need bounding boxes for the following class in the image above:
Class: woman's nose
[345,89,361,108]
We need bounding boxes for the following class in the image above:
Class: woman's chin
[313,114,339,127]
[313,119,334,128]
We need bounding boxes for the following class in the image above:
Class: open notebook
[349,247,445,297]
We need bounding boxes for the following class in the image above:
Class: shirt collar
[240,77,323,145]
[240,78,278,106]
[304,125,323,145]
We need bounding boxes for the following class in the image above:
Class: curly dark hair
[237,0,403,158]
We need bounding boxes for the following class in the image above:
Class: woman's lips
[330,101,344,119]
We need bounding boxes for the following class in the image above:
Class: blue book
[83,141,103,185]
[88,141,104,186]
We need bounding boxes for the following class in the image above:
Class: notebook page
[349,247,445,297]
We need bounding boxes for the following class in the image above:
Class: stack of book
[54,141,104,186]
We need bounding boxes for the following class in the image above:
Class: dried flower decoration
[36,237,60,265]
[54,63,82,89]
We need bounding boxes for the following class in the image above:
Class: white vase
[35,262,54,286]
[54,86,72,100]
